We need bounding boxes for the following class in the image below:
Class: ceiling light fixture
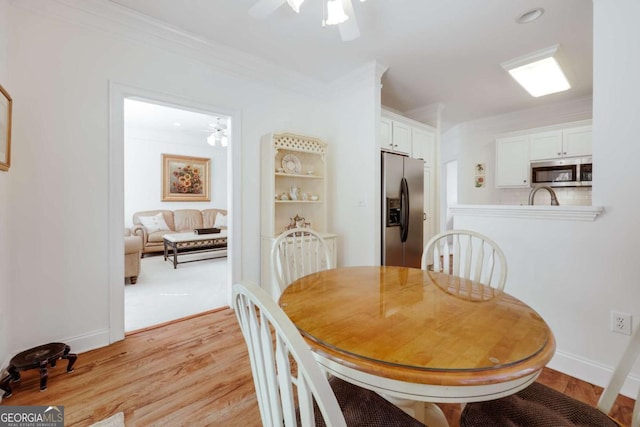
[249,0,364,41]
[287,0,304,13]
[324,0,349,26]
[516,8,544,24]
[501,45,570,97]
[207,118,229,147]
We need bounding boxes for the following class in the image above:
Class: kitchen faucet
[528,185,560,206]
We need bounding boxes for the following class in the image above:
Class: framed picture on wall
[162,153,211,202]
[0,84,12,172]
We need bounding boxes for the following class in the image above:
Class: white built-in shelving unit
[260,132,337,297]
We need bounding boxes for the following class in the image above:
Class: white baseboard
[549,350,640,399]
[62,328,111,354]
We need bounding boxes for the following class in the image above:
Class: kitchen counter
[450,204,604,221]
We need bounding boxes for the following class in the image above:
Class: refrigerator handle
[400,177,410,243]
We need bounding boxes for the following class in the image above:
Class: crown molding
[327,61,388,95]
[11,0,328,99]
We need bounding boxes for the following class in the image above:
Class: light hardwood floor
[0,308,633,426]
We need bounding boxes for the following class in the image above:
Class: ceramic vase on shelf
[289,186,300,201]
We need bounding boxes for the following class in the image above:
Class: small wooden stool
[0,342,77,398]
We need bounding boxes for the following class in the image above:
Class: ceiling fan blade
[338,0,360,41]
[249,0,287,19]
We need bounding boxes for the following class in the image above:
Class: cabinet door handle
[557,152,562,156]
[563,152,567,155]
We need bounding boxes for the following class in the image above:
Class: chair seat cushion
[460,382,619,427]
[315,377,426,427]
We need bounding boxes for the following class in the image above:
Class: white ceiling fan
[249,0,363,41]
[192,117,229,147]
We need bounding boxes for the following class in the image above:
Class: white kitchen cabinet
[530,126,592,161]
[411,127,435,167]
[563,126,592,158]
[380,117,411,155]
[260,132,338,298]
[380,116,392,151]
[530,130,563,161]
[496,135,530,188]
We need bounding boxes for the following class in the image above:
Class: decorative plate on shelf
[282,154,301,174]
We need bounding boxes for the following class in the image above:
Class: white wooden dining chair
[232,281,426,427]
[460,322,640,427]
[421,229,507,291]
[271,228,333,294]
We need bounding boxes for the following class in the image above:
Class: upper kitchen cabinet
[496,135,530,188]
[380,116,411,155]
[381,110,437,163]
[411,127,436,167]
[495,120,593,188]
[563,125,593,157]
[530,125,592,161]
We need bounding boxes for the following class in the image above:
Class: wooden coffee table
[163,231,227,269]
[0,342,77,397]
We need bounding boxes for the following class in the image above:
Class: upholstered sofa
[125,228,143,284]
[132,209,228,256]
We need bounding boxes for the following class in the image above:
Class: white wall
[0,0,11,371]
[326,63,383,267]
[454,1,640,397]
[442,97,592,205]
[124,127,227,228]
[2,1,348,355]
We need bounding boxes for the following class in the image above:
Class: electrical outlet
[610,311,632,335]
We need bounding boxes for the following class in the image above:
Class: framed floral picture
[0,84,12,172]
[162,154,210,202]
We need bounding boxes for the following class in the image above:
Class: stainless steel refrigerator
[381,152,424,268]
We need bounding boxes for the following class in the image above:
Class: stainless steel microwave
[531,156,592,187]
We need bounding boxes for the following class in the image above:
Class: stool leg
[8,365,20,382]
[0,372,12,398]
[62,345,77,373]
[39,360,48,391]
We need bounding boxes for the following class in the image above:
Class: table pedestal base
[382,395,449,427]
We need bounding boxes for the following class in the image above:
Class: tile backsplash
[500,187,592,206]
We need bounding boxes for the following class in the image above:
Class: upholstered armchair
[124,228,143,284]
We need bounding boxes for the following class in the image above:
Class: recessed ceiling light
[173,122,181,127]
[517,8,544,24]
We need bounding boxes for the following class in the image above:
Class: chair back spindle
[422,230,507,292]
[272,228,333,294]
[233,281,347,427]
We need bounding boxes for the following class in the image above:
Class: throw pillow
[214,212,227,228]
[139,213,170,234]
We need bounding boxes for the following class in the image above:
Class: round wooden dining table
[278,266,556,427]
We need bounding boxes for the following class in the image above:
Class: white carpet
[89,412,125,427]
[125,254,229,332]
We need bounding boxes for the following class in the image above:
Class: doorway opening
[123,98,230,332]
[444,160,458,232]
[108,82,241,343]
